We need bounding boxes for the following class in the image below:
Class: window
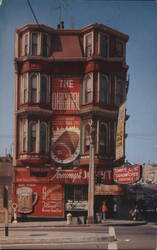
[115,39,124,57]
[40,122,47,153]
[20,73,50,105]
[84,123,90,152]
[24,33,29,56]
[30,74,38,103]
[20,73,28,104]
[30,171,48,177]
[65,184,88,202]
[19,119,27,152]
[84,33,93,57]
[19,119,49,154]
[115,77,124,106]
[99,123,108,153]
[31,32,38,55]
[41,33,50,56]
[100,34,108,57]
[40,75,49,104]
[29,121,37,152]
[83,73,93,104]
[99,73,109,104]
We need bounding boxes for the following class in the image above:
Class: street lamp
[87,120,95,224]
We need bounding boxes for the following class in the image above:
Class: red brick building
[13,22,129,220]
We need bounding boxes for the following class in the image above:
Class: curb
[0,235,115,245]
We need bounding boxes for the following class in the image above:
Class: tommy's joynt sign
[113,165,142,184]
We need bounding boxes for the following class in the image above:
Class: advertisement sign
[15,183,64,217]
[115,102,126,160]
[52,78,80,113]
[113,165,142,184]
[51,116,80,164]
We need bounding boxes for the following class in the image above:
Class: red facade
[13,23,129,219]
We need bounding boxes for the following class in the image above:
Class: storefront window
[65,184,88,202]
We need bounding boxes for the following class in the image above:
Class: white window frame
[82,73,93,104]
[83,32,94,57]
[22,32,30,56]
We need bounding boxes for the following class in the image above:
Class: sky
[0,0,157,164]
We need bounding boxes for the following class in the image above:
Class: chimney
[60,21,64,29]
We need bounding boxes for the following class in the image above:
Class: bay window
[20,73,50,105]
[22,31,50,57]
[115,76,125,106]
[99,34,108,57]
[19,119,50,154]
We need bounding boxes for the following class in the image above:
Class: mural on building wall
[51,77,80,164]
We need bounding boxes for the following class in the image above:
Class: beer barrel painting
[51,127,80,164]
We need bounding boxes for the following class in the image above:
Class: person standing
[101,201,108,220]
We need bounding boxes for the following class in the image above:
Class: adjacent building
[13,22,129,220]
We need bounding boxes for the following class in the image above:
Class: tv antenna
[51,0,69,24]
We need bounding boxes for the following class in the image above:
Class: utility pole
[87,120,95,224]
[3,185,9,236]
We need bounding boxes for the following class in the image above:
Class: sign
[113,165,141,184]
[95,184,124,195]
[115,102,126,160]
[52,78,80,113]
[14,183,64,217]
[51,116,80,164]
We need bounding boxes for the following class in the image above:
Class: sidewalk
[0,219,147,246]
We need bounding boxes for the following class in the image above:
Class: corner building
[13,23,129,219]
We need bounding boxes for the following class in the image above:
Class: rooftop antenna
[51,0,69,28]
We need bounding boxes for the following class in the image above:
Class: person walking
[101,201,108,220]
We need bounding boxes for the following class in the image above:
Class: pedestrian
[113,202,118,219]
[101,201,108,220]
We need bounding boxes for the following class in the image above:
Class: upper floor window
[24,33,29,56]
[40,122,48,153]
[84,123,91,152]
[99,34,108,57]
[82,73,93,104]
[115,39,124,57]
[29,121,37,152]
[99,123,108,153]
[20,73,50,105]
[19,119,50,154]
[115,76,125,106]
[99,73,109,104]
[40,75,49,104]
[84,33,93,57]
[30,74,38,103]
[21,32,50,57]
[41,33,50,56]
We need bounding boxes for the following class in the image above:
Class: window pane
[100,74,108,104]
[85,34,92,57]
[41,76,47,103]
[84,75,93,104]
[30,122,37,152]
[24,34,29,55]
[115,40,123,57]
[32,33,38,55]
[42,34,48,56]
[40,123,47,152]
[84,124,90,152]
[30,74,37,103]
[99,125,107,153]
[100,35,107,57]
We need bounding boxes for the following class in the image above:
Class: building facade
[13,22,129,220]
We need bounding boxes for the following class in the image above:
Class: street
[0,223,157,249]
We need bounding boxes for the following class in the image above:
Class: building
[13,22,129,220]
[0,155,13,223]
